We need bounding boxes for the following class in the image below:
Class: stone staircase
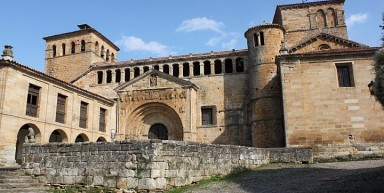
[0,167,48,193]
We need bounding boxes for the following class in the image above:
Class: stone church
[1,0,383,166]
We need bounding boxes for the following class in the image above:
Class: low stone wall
[22,140,312,192]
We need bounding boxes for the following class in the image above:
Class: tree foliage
[372,13,384,107]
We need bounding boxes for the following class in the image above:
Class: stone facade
[1,0,384,167]
[0,59,116,166]
[21,140,312,192]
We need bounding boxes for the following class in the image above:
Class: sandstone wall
[21,140,312,192]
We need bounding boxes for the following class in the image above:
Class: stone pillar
[199,62,204,75]
[130,68,134,80]
[210,60,215,75]
[121,70,125,82]
[111,71,116,83]
[179,65,183,78]
[139,67,143,75]
[159,64,163,72]
[221,60,225,74]
[232,58,237,73]
[189,64,193,77]
[103,71,107,84]
[169,65,173,76]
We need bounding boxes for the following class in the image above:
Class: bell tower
[43,24,120,82]
[245,24,286,148]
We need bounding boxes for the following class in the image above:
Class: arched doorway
[49,129,68,143]
[15,124,41,164]
[96,137,107,142]
[148,123,168,140]
[75,133,89,143]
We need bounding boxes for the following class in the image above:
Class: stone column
[221,60,225,74]
[210,60,215,75]
[179,65,183,78]
[103,71,107,84]
[139,67,143,75]
[189,64,193,77]
[159,64,163,72]
[200,62,204,75]
[121,70,125,82]
[169,65,173,76]
[232,58,237,73]
[130,68,134,79]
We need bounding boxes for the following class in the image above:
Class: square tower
[43,24,120,82]
[273,0,347,47]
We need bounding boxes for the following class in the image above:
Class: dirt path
[184,159,384,193]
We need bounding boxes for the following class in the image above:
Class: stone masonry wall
[22,140,312,192]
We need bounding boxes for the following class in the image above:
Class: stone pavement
[183,159,384,193]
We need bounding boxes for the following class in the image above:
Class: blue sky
[1,0,383,72]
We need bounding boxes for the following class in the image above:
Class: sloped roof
[288,32,368,53]
[278,47,380,59]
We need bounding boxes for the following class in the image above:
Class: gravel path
[184,159,384,193]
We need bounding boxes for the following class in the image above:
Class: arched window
[106,70,112,83]
[115,69,121,83]
[62,43,66,56]
[183,63,190,77]
[154,65,160,70]
[95,41,99,56]
[101,46,105,58]
[319,44,331,51]
[97,71,103,84]
[214,60,222,74]
[193,62,200,76]
[327,8,337,27]
[260,31,265,46]
[143,66,149,72]
[111,53,115,62]
[81,40,86,52]
[316,9,326,28]
[71,42,76,54]
[106,49,110,62]
[253,33,259,47]
[224,58,233,73]
[52,45,56,57]
[236,57,244,72]
[204,60,211,75]
[173,64,179,77]
[134,67,140,77]
[163,64,169,74]
[124,68,130,82]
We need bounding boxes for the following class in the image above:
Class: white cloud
[176,17,224,33]
[222,38,237,50]
[115,35,175,56]
[207,37,222,46]
[346,13,368,27]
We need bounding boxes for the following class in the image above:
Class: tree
[371,13,384,107]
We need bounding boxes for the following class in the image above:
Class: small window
[134,67,140,77]
[236,57,244,72]
[79,102,88,128]
[260,31,265,46]
[97,71,103,84]
[143,66,149,72]
[81,40,86,52]
[173,64,179,77]
[52,45,56,57]
[224,58,233,73]
[99,108,106,132]
[202,108,213,125]
[163,65,169,74]
[115,69,121,83]
[26,84,40,117]
[125,68,131,82]
[214,60,222,74]
[106,70,112,83]
[71,42,76,54]
[62,43,66,56]
[55,94,67,123]
[106,49,110,61]
[253,33,259,47]
[154,65,160,70]
[336,63,354,87]
[95,41,99,55]
[193,62,200,76]
[101,46,105,58]
[183,63,190,77]
[204,61,211,75]
[111,53,115,62]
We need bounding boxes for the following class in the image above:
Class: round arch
[75,133,89,143]
[125,102,183,141]
[49,129,68,143]
[15,123,41,164]
[149,123,168,140]
[96,137,107,142]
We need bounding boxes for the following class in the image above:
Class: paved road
[185,159,384,193]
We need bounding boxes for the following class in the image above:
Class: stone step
[0,187,48,193]
[0,182,45,189]
[0,177,39,183]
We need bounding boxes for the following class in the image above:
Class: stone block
[138,178,156,190]
[93,176,104,186]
